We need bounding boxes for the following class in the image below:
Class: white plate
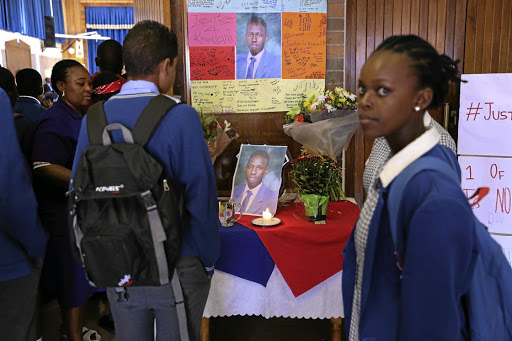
[251,217,281,227]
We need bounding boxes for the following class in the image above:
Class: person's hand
[41,99,53,108]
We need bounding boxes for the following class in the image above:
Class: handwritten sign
[190,47,235,80]
[458,73,512,156]
[191,78,324,113]
[458,156,512,235]
[188,13,237,46]
[187,0,280,13]
[186,0,327,111]
[282,12,326,79]
[281,0,327,13]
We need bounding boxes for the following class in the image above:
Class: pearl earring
[414,106,421,112]
[62,91,65,97]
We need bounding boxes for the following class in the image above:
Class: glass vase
[300,193,329,222]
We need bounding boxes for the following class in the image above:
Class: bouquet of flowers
[199,110,238,163]
[283,87,359,158]
[285,87,358,124]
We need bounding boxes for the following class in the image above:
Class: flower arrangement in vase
[291,148,345,221]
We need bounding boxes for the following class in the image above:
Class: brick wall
[326,0,345,90]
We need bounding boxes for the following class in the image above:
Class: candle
[262,208,272,223]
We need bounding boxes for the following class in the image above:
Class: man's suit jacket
[43,83,57,101]
[14,97,46,124]
[236,49,281,79]
[231,182,278,215]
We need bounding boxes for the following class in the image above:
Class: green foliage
[291,149,345,201]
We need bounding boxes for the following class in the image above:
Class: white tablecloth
[203,266,344,319]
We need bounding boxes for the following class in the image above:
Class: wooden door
[345,0,467,204]
[5,40,32,75]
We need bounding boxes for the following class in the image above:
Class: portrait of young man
[231,145,287,216]
[236,13,282,79]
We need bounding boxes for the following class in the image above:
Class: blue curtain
[0,0,64,42]
[0,1,5,30]
[85,6,134,74]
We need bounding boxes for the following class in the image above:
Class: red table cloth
[238,200,359,297]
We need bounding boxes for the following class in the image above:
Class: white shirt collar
[18,95,40,103]
[244,182,263,197]
[113,80,181,103]
[248,49,265,63]
[423,111,433,127]
[119,80,159,95]
[380,127,441,188]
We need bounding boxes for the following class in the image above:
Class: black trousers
[0,264,42,341]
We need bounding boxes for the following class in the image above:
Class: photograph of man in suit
[231,150,279,215]
[236,15,281,79]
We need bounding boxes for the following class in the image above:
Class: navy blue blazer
[231,182,278,215]
[0,89,46,282]
[14,96,46,124]
[343,146,476,341]
[236,49,281,79]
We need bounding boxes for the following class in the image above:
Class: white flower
[316,95,327,103]
[223,120,231,132]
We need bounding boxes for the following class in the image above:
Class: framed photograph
[231,144,288,216]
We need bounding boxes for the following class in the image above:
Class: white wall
[0,29,62,78]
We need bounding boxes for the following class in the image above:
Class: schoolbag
[387,156,512,340]
[68,95,183,288]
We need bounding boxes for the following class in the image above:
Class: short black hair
[96,39,123,75]
[123,20,178,77]
[51,59,83,96]
[246,16,268,35]
[375,35,463,109]
[248,149,270,168]
[0,66,17,107]
[16,68,43,98]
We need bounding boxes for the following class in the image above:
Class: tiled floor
[40,295,343,341]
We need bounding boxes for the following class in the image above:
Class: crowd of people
[0,17,484,341]
[1,20,220,341]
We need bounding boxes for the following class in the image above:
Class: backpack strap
[171,268,190,341]
[387,156,459,270]
[86,100,108,146]
[132,95,177,146]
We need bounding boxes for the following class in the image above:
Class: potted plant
[291,149,344,222]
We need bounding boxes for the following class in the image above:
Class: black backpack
[69,95,183,288]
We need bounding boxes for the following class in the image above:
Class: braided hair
[51,59,83,96]
[375,35,463,109]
